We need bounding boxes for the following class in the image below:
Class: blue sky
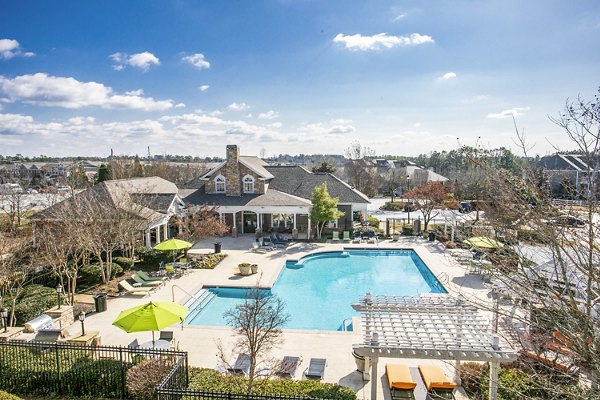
[1,0,599,158]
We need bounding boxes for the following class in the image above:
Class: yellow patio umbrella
[153,238,193,263]
[463,236,504,249]
[112,301,188,346]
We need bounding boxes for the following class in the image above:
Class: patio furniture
[418,365,456,399]
[352,232,362,244]
[305,358,326,380]
[159,330,174,344]
[138,339,172,350]
[270,234,287,247]
[131,273,163,287]
[228,353,251,375]
[261,238,276,250]
[331,231,340,242]
[275,233,289,244]
[250,241,269,253]
[137,271,167,282]
[386,364,416,400]
[119,280,153,296]
[275,356,300,378]
[343,231,351,241]
[367,231,377,244]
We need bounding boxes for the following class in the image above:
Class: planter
[250,264,258,274]
[238,263,251,276]
[392,233,400,241]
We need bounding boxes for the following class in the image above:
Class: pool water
[184,249,446,331]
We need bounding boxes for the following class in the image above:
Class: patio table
[138,339,171,350]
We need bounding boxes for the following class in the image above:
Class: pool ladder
[172,286,217,323]
[436,272,449,284]
[341,318,352,332]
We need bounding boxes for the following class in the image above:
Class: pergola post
[156,225,161,244]
[489,336,500,400]
[370,357,378,400]
[145,230,151,248]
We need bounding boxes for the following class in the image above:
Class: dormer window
[215,175,226,193]
[243,175,255,194]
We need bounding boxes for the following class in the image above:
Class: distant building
[539,154,599,199]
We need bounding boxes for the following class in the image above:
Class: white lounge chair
[250,242,269,253]
[119,280,153,296]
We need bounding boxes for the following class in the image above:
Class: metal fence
[0,340,187,399]
[157,389,319,400]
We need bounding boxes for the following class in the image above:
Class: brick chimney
[224,145,241,196]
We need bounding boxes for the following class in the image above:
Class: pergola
[352,294,519,400]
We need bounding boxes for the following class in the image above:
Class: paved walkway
[64,235,487,400]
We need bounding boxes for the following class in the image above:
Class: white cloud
[462,95,489,104]
[175,103,186,109]
[439,72,457,80]
[257,110,279,120]
[0,39,35,60]
[110,51,160,71]
[392,13,406,22]
[486,107,530,119]
[298,118,356,137]
[333,32,433,51]
[0,73,173,111]
[267,122,283,128]
[182,53,210,70]
[199,85,210,92]
[227,102,250,111]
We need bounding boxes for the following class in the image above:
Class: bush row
[192,253,227,269]
[13,284,58,325]
[189,368,356,400]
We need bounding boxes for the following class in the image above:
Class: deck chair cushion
[418,365,457,391]
[386,364,417,390]
[306,358,326,379]
[277,356,300,377]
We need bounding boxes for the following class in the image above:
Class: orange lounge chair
[522,350,579,374]
[386,364,416,399]
[418,365,456,399]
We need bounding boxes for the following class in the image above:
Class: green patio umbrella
[463,236,504,249]
[153,238,193,263]
[112,301,188,346]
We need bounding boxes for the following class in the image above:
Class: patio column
[293,213,297,229]
[489,335,500,400]
[163,223,168,240]
[370,357,379,400]
[145,230,151,248]
[257,213,261,230]
[307,216,311,239]
[156,225,161,244]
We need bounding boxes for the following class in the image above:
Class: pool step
[184,289,217,323]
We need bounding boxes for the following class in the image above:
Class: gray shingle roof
[181,184,310,207]
[265,165,370,204]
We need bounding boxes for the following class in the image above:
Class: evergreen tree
[132,155,144,177]
[96,164,109,183]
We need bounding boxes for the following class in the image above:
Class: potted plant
[238,262,251,276]
[251,264,258,274]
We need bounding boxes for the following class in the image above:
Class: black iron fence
[156,389,319,400]
[0,340,187,399]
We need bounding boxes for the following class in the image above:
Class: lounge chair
[276,356,300,378]
[137,271,167,282]
[261,238,277,250]
[418,365,456,399]
[250,241,269,253]
[305,358,326,380]
[386,364,416,400]
[270,234,287,247]
[331,231,340,242]
[367,231,377,244]
[352,231,362,244]
[119,280,152,296]
[342,231,351,241]
[131,273,163,287]
[228,353,251,375]
[275,233,289,244]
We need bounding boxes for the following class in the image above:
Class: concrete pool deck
[64,235,488,400]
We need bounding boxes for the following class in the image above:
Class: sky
[1,0,599,159]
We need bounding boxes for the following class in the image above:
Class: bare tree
[405,182,456,231]
[221,286,289,393]
[344,141,381,197]
[0,234,31,326]
[175,204,229,243]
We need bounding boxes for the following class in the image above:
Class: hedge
[113,256,135,269]
[0,391,22,400]
[189,368,356,400]
[79,263,123,285]
[13,285,58,325]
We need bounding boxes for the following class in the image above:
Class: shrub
[62,358,124,398]
[380,201,404,211]
[366,215,379,229]
[113,256,134,269]
[188,368,356,400]
[193,253,227,269]
[13,284,57,325]
[402,225,413,236]
[0,391,22,400]
[459,362,487,396]
[444,241,457,249]
[126,358,175,400]
[135,247,171,268]
[80,263,123,285]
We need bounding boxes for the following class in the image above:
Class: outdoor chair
[261,238,276,250]
[386,364,416,400]
[342,231,351,241]
[131,273,163,287]
[305,358,326,380]
[165,264,183,278]
[331,231,340,242]
[275,356,300,379]
[119,280,153,296]
[352,231,362,244]
[418,365,456,399]
[275,233,289,244]
[269,234,286,248]
[367,231,377,244]
[250,241,269,253]
[159,330,174,344]
[228,353,251,375]
[137,271,167,282]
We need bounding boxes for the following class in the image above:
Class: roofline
[238,157,274,179]
[200,161,226,179]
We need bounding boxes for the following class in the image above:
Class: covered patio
[352,294,518,400]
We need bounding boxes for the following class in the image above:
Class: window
[243,175,255,193]
[272,213,293,228]
[328,219,338,228]
[214,175,226,193]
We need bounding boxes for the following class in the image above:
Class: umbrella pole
[152,331,155,347]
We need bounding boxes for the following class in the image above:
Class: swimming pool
[183,249,446,331]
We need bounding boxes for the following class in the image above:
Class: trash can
[94,293,107,313]
[214,242,222,254]
[429,231,436,241]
